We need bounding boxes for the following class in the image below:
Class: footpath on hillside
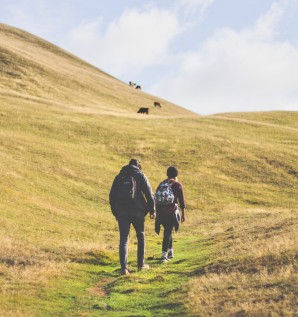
[56,236,212,317]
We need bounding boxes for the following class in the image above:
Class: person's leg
[167,237,174,258]
[162,224,173,252]
[118,216,131,271]
[161,220,174,260]
[168,236,173,250]
[131,213,146,268]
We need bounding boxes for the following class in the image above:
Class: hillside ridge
[0,23,197,117]
[214,115,298,132]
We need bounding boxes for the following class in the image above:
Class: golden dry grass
[186,207,298,317]
[0,23,297,316]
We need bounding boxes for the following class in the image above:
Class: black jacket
[155,208,181,235]
[109,164,155,217]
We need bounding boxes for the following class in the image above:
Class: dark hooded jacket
[109,164,155,217]
[155,208,180,235]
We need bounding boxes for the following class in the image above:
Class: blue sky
[1,0,298,114]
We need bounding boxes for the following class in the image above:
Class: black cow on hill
[137,107,149,114]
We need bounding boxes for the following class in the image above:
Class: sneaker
[160,256,170,263]
[168,250,174,259]
[138,263,150,271]
[121,268,130,275]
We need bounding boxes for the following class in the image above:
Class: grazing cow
[154,101,161,108]
[129,81,136,87]
[135,85,141,90]
[137,107,149,114]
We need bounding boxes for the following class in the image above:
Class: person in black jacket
[109,159,156,275]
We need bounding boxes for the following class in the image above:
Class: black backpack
[117,173,137,204]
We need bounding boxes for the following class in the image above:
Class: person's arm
[109,176,119,219]
[141,174,156,218]
[177,183,186,222]
[181,208,185,222]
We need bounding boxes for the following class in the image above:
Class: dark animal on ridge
[135,85,141,90]
[154,102,161,108]
[137,107,149,114]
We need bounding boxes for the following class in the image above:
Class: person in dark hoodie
[109,159,156,275]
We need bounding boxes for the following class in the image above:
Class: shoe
[138,263,150,271]
[121,268,129,275]
[168,250,174,259]
[160,256,170,263]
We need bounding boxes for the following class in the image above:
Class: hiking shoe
[138,263,150,271]
[168,250,174,259]
[160,256,170,263]
[121,268,130,275]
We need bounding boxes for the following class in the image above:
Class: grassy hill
[0,23,195,117]
[0,23,297,317]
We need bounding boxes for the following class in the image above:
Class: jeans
[117,209,145,269]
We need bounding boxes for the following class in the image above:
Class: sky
[1,0,298,115]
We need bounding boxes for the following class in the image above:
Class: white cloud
[66,0,214,78]
[252,1,284,41]
[68,7,181,77]
[176,0,214,17]
[1,0,73,41]
[151,1,298,114]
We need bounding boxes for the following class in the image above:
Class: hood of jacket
[120,164,141,176]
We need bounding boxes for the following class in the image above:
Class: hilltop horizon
[1,1,297,115]
[0,22,198,118]
[2,22,297,118]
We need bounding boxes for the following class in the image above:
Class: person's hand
[181,213,185,222]
[150,212,156,220]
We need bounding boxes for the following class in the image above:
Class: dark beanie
[167,166,178,178]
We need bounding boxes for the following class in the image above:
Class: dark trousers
[117,210,145,269]
[161,218,174,253]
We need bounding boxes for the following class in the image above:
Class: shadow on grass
[70,250,115,266]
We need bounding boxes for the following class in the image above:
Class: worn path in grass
[80,237,212,317]
[31,235,213,317]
